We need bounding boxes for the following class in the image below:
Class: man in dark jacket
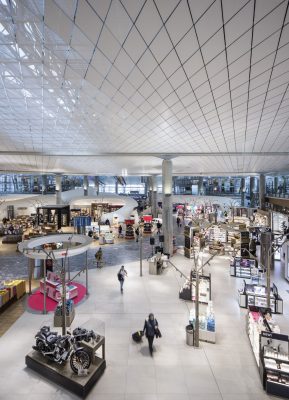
[143,313,159,356]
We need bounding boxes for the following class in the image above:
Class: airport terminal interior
[2,0,289,399]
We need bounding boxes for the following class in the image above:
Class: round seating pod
[18,234,93,259]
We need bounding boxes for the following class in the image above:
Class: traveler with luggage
[156,222,162,234]
[95,247,103,268]
[117,265,127,293]
[143,313,160,356]
[135,226,139,242]
[118,224,123,238]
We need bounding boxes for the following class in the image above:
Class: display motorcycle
[72,327,100,343]
[33,326,91,374]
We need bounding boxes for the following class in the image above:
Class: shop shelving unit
[230,256,256,279]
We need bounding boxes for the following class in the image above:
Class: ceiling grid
[0,0,289,175]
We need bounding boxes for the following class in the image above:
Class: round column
[198,177,204,195]
[241,177,245,207]
[162,160,173,256]
[55,174,62,205]
[151,175,158,218]
[83,175,88,196]
[259,174,265,210]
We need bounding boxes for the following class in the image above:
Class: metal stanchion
[267,247,271,308]
[43,261,47,315]
[61,258,66,336]
[86,250,88,295]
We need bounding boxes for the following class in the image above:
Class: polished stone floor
[0,247,288,399]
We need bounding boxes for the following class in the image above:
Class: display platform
[27,282,86,312]
[26,350,106,398]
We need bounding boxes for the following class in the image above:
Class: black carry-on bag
[132,330,144,343]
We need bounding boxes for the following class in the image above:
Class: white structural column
[259,174,266,210]
[55,174,62,205]
[94,176,99,195]
[250,176,255,207]
[162,160,173,256]
[83,175,88,196]
[151,175,158,218]
[198,177,204,195]
[41,175,47,194]
[241,177,246,207]
[274,176,279,194]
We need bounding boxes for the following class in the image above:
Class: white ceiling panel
[135,1,163,45]
[0,0,289,176]
[44,1,73,44]
[165,0,192,46]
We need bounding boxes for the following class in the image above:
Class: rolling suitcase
[132,330,143,343]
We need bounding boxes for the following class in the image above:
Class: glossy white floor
[0,251,288,400]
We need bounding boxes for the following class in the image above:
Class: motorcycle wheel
[35,339,46,352]
[70,350,91,374]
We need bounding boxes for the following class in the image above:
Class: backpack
[117,272,123,281]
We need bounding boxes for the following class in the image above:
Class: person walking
[143,313,159,356]
[156,221,162,234]
[95,247,103,268]
[118,224,123,238]
[135,226,139,242]
[176,216,180,228]
[117,265,127,293]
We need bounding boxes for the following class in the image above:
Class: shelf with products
[124,219,135,240]
[247,306,281,366]
[259,330,289,398]
[143,222,152,235]
[230,256,257,278]
[238,282,283,314]
[179,272,211,304]
[189,301,216,343]
[184,226,200,259]
[208,226,227,243]
[0,279,26,310]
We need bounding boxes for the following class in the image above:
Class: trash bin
[186,324,194,346]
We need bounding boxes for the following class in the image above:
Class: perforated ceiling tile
[1,0,289,174]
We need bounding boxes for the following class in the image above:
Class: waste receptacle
[186,324,194,346]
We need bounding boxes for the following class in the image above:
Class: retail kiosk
[239,282,283,313]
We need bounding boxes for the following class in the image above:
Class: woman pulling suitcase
[143,313,161,356]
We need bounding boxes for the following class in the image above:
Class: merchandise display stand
[148,254,168,275]
[184,226,199,258]
[247,306,289,398]
[230,256,257,278]
[80,336,105,364]
[179,272,211,303]
[25,349,106,398]
[189,302,216,343]
[259,331,289,398]
[124,219,135,240]
[208,226,227,243]
[0,279,26,310]
[54,300,75,327]
[239,283,283,313]
[247,306,281,366]
[143,222,152,235]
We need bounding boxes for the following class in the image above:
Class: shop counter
[238,282,283,314]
